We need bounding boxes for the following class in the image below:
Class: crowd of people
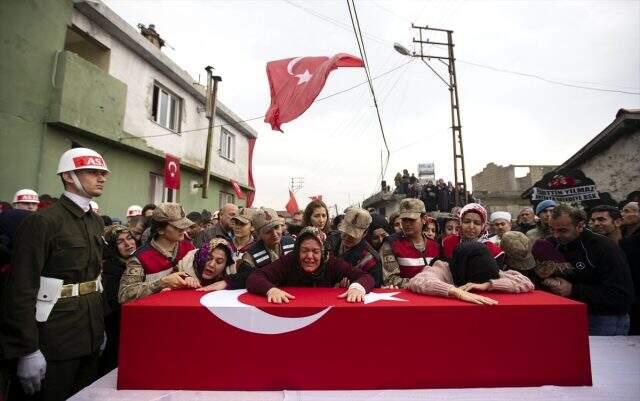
[392,169,474,212]
[0,146,638,400]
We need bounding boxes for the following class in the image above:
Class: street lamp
[393,42,412,57]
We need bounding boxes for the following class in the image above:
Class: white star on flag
[296,69,312,85]
[363,291,408,305]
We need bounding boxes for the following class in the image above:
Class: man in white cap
[126,205,143,223]
[1,147,109,399]
[11,189,40,212]
[489,211,512,246]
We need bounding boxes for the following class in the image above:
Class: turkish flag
[164,154,180,190]
[230,179,245,200]
[264,53,364,131]
[309,195,323,202]
[285,190,299,215]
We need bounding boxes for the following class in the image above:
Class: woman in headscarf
[408,242,534,304]
[366,213,393,252]
[178,238,244,292]
[246,227,375,303]
[100,224,136,374]
[441,203,504,266]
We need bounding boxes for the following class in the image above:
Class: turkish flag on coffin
[264,53,364,131]
[164,154,180,190]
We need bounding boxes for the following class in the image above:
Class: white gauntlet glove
[17,349,47,395]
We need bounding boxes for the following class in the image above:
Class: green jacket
[1,195,105,361]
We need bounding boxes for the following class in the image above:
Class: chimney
[137,23,165,49]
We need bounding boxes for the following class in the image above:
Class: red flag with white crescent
[230,179,245,200]
[164,154,181,190]
[264,53,364,132]
[286,190,299,215]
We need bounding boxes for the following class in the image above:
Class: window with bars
[152,84,181,132]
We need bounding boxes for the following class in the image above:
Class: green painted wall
[39,126,244,219]
[0,0,245,216]
[0,0,73,200]
[49,51,127,140]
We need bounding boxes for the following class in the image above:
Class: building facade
[0,0,257,219]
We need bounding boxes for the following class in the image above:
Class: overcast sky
[104,0,640,213]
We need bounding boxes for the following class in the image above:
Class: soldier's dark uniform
[1,195,105,401]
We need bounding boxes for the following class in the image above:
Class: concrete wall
[70,11,250,186]
[575,130,640,201]
[473,163,557,193]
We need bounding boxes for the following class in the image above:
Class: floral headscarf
[193,238,234,283]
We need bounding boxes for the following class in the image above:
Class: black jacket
[549,229,634,315]
[1,195,105,360]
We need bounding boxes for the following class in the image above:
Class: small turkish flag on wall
[264,53,364,132]
[230,180,245,199]
[164,154,181,190]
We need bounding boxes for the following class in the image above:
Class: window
[149,173,164,204]
[219,128,235,161]
[152,84,181,132]
[219,191,234,207]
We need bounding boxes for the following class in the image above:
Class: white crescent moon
[287,57,303,76]
[200,289,331,335]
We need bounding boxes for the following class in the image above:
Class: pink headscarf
[460,203,488,236]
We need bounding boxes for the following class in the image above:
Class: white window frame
[152,83,181,133]
[149,172,165,204]
[219,191,234,207]
[219,128,235,162]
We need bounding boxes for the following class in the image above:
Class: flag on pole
[264,53,364,131]
[286,190,300,215]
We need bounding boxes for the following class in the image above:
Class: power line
[282,0,391,46]
[117,59,413,142]
[458,59,640,95]
[347,0,391,179]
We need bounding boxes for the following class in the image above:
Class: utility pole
[290,177,304,193]
[396,24,468,205]
[201,66,222,198]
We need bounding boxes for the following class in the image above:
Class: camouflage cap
[338,207,372,239]
[152,202,193,230]
[398,198,426,219]
[252,207,284,235]
[232,207,256,225]
[501,231,535,270]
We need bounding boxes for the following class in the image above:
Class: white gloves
[17,349,47,395]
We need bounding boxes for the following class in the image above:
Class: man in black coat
[547,204,634,335]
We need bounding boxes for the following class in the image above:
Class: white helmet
[127,205,143,217]
[12,189,40,204]
[90,200,100,213]
[57,147,109,174]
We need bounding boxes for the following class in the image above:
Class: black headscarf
[450,241,499,286]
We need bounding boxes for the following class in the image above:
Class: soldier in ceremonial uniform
[1,147,109,401]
